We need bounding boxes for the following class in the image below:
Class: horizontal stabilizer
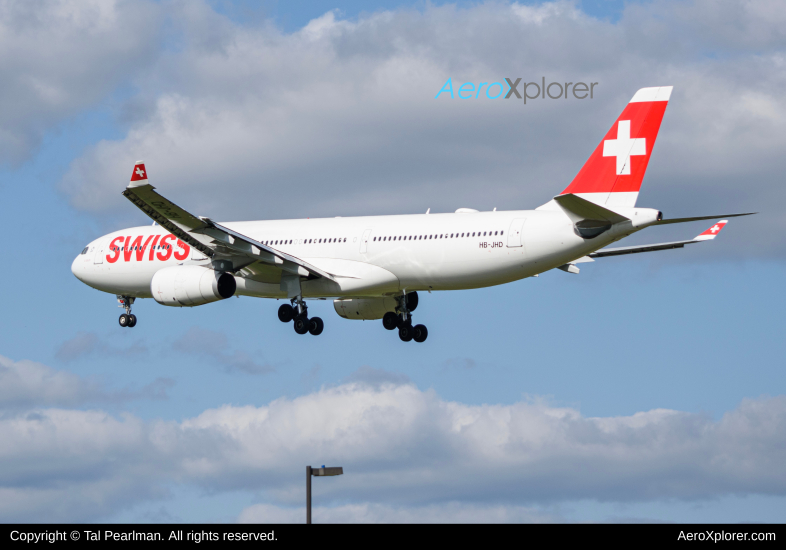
[657,212,755,225]
[553,193,629,224]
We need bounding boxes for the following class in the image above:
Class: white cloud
[0,354,103,409]
[56,0,785,257]
[0,0,161,164]
[0,354,173,411]
[237,502,557,523]
[1,361,785,521]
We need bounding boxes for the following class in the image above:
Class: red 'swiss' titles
[106,235,190,263]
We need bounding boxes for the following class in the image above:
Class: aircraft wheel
[308,317,324,336]
[119,314,130,328]
[278,304,295,323]
[382,312,398,331]
[399,324,414,342]
[128,314,137,328]
[406,291,419,312]
[413,324,428,343]
[294,316,310,335]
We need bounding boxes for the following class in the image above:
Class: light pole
[306,465,343,524]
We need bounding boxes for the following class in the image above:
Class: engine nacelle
[151,266,236,307]
[333,297,398,320]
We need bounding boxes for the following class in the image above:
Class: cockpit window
[81,247,89,255]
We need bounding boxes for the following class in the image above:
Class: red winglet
[130,161,148,183]
[695,220,728,241]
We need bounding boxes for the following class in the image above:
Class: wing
[122,161,335,282]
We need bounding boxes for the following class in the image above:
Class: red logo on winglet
[699,221,727,237]
[130,163,147,182]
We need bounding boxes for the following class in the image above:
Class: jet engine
[151,265,236,307]
[333,297,398,320]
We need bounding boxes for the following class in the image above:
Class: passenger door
[507,218,526,248]
[93,242,104,264]
[360,229,372,254]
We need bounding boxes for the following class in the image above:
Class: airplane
[71,86,753,342]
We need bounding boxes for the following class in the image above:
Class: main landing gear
[117,296,137,328]
[383,291,427,343]
[278,297,324,336]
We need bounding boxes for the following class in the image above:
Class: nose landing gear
[117,296,137,328]
[278,298,324,336]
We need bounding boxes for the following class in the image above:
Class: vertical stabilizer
[557,86,672,208]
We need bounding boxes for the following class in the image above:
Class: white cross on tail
[603,120,646,175]
[135,167,145,178]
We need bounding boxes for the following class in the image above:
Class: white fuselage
[71,208,651,301]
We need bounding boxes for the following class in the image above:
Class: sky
[0,0,784,523]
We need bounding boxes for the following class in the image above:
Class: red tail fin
[560,86,672,208]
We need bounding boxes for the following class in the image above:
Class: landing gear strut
[278,297,323,336]
[117,296,137,328]
[384,291,427,343]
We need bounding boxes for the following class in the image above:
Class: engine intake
[151,266,236,307]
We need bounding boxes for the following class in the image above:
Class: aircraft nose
[71,254,83,280]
